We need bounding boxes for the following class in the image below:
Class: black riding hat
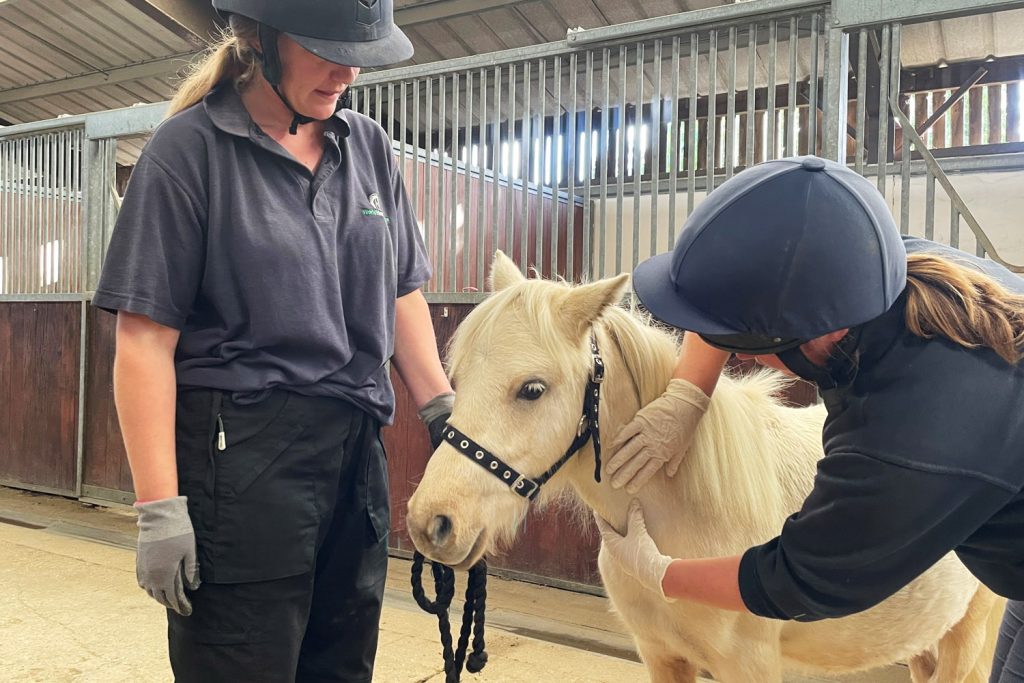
[213,0,413,68]
[632,155,907,355]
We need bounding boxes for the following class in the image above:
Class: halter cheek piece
[442,336,605,501]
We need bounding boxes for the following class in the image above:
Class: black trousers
[168,389,390,683]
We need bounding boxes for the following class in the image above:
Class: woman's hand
[594,500,674,601]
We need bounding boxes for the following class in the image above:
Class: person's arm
[113,311,180,502]
[604,333,729,493]
[672,332,730,395]
[392,288,453,409]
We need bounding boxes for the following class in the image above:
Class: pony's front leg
[635,640,699,683]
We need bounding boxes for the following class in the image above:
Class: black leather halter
[442,336,605,501]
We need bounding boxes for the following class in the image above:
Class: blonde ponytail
[166,17,261,118]
[904,253,1024,365]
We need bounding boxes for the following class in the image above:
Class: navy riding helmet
[212,0,413,132]
[632,155,906,372]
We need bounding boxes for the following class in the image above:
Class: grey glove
[135,495,200,616]
[419,392,455,451]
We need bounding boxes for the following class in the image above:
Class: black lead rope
[411,552,489,682]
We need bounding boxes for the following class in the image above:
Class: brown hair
[166,17,261,118]
[904,253,1024,364]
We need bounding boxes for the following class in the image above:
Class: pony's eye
[518,381,547,401]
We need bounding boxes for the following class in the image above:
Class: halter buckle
[512,475,539,500]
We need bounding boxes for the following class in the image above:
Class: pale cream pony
[407,252,1003,683]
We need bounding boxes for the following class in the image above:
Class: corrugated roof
[3,0,1024,129]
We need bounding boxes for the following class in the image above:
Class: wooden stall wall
[81,306,132,502]
[0,302,81,494]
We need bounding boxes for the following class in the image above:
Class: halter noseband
[442,336,605,501]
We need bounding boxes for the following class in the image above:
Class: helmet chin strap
[255,22,344,135]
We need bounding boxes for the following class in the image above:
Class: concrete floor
[0,486,909,683]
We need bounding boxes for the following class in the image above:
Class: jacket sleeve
[737,451,1013,621]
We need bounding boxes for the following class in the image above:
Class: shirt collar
[203,84,352,140]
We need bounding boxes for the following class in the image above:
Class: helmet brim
[632,252,743,336]
[289,26,414,68]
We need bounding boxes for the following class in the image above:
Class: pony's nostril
[429,515,453,547]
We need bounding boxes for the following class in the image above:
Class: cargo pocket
[205,391,319,583]
[365,433,391,544]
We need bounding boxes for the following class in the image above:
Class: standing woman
[599,156,1024,682]
[93,1,454,680]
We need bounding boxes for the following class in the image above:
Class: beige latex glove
[594,500,674,601]
[604,378,709,494]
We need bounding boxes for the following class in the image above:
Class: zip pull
[216,414,226,451]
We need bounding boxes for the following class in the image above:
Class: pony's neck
[560,314,802,539]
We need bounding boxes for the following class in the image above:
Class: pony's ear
[489,250,526,291]
[562,273,631,337]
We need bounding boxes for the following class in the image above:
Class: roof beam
[0,53,198,105]
[123,0,221,47]
[395,0,532,26]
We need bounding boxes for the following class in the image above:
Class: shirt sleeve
[738,451,1014,621]
[91,152,206,329]
[390,158,432,297]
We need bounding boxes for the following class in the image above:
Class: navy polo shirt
[93,85,431,424]
[739,237,1024,620]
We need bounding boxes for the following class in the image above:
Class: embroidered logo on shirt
[362,193,390,223]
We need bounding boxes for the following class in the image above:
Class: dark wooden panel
[82,307,132,494]
[0,302,80,491]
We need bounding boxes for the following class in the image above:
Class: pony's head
[406,251,630,569]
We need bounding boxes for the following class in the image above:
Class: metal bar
[506,63,519,272]
[424,79,433,289]
[786,16,798,157]
[745,23,757,167]
[376,84,384,128]
[58,131,66,293]
[438,76,448,290]
[725,26,737,179]
[537,59,546,272]
[951,205,960,249]
[901,119,911,234]
[767,20,778,160]
[492,65,502,275]
[650,40,662,257]
[616,46,626,274]
[688,33,698,213]
[669,36,681,247]
[832,0,1024,30]
[599,48,611,278]
[449,73,460,293]
[632,43,644,270]
[855,30,868,173]
[567,0,828,46]
[388,82,396,149]
[477,67,487,289]
[808,13,819,155]
[583,50,594,281]
[521,61,531,278]
[876,24,891,195]
[552,56,562,277]
[567,53,577,280]
[823,17,851,163]
[707,30,719,193]
[463,71,473,292]
[411,80,421,285]
[924,171,935,241]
